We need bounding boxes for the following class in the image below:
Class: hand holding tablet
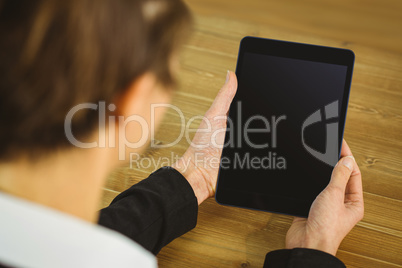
[286,140,364,255]
[215,37,355,217]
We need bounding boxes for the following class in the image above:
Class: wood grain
[101,0,402,267]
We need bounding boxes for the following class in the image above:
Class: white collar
[0,191,157,268]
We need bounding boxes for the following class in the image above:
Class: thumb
[209,71,238,116]
[328,156,355,192]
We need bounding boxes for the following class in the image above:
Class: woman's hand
[286,140,364,255]
[172,71,237,204]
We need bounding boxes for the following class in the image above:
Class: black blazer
[98,167,346,268]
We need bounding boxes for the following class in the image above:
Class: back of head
[0,0,192,161]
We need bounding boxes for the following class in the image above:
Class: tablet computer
[215,36,354,217]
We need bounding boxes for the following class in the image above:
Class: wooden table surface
[101,0,402,267]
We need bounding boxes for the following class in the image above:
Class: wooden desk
[102,0,402,267]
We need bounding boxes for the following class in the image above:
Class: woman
[0,0,363,267]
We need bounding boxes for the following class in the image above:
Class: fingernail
[225,70,230,84]
[341,156,355,171]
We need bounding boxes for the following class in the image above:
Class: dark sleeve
[98,166,198,255]
[263,248,346,268]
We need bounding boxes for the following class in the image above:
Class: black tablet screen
[216,39,353,217]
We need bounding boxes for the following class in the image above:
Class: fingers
[340,139,352,158]
[209,71,238,116]
[329,156,355,192]
[340,139,360,177]
[344,157,364,220]
[345,158,363,197]
[292,217,307,224]
[331,141,363,210]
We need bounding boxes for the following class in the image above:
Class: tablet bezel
[215,36,355,217]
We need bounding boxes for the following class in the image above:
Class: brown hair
[0,0,192,160]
